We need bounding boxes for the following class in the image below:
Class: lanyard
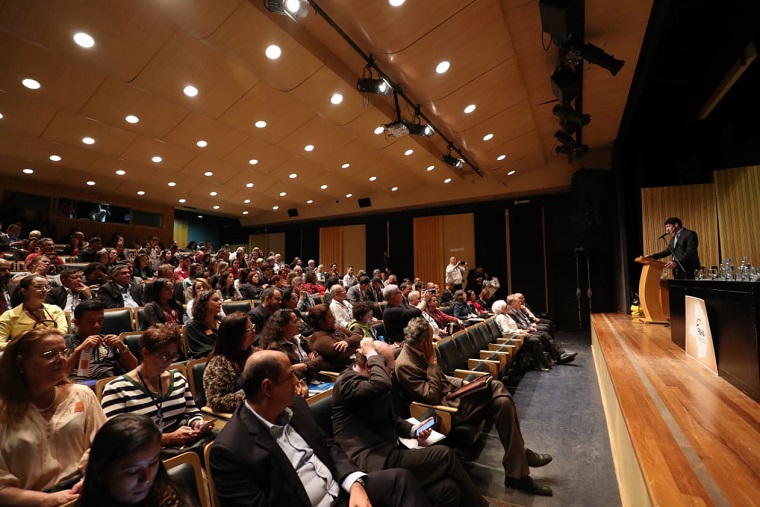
[136,368,164,426]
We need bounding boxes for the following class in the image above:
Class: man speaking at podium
[645,217,700,279]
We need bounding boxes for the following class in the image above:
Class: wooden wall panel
[319,226,343,272]
[173,219,188,249]
[442,213,475,286]
[641,184,719,271]
[413,216,444,289]
[714,166,760,267]
[248,233,286,258]
[341,224,366,274]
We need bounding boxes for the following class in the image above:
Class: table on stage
[669,280,760,402]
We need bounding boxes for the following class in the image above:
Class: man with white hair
[329,284,353,329]
[444,257,466,291]
[382,284,426,345]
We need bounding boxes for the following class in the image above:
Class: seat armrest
[410,401,456,434]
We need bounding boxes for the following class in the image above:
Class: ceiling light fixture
[320,184,328,189]
[464,104,476,114]
[483,133,494,141]
[152,156,162,163]
[331,93,343,104]
[552,104,590,130]
[137,190,145,195]
[404,149,413,156]
[183,85,198,97]
[508,170,516,176]
[289,173,297,179]
[369,176,377,181]
[264,0,309,20]
[196,140,208,148]
[435,61,450,74]
[246,182,254,188]
[304,144,314,151]
[497,154,506,161]
[357,61,392,96]
[426,165,435,172]
[179,198,186,203]
[213,205,220,209]
[554,130,588,161]
[389,0,405,6]
[22,78,41,90]
[244,199,251,204]
[125,115,139,124]
[204,171,213,176]
[391,186,398,191]
[23,168,34,174]
[279,192,287,196]
[82,137,95,145]
[73,32,95,48]
[254,120,267,128]
[116,170,126,176]
[273,206,279,210]
[49,155,61,162]
[167,182,176,187]
[210,191,217,196]
[346,193,353,198]
[243,211,249,215]
[373,126,384,135]
[86,180,95,186]
[444,178,452,183]
[307,200,313,204]
[341,163,350,169]
[265,45,282,60]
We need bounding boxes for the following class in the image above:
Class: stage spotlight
[554,130,576,146]
[551,65,581,103]
[264,0,309,19]
[383,119,433,138]
[357,77,392,95]
[567,42,625,76]
[406,122,433,137]
[443,152,464,169]
[552,104,590,128]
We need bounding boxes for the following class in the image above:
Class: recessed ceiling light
[331,93,343,105]
[246,182,254,188]
[243,211,249,215]
[249,159,259,165]
[125,115,139,124]
[86,180,96,186]
[369,176,377,181]
[73,32,95,48]
[346,193,353,198]
[167,182,176,187]
[49,155,61,162]
[198,215,203,219]
[204,171,213,177]
[244,199,251,204]
[320,184,328,190]
[307,200,313,204]
[426,165,435,171]
[389,0,405,6]
[444,178,452,183]
[508,170,516,176]
[210,191,217,196]
[0,113,3,120]
[196,140,207,148]
[213,205,220,210]
[391,186,398,191]
[341,163,350,169]
[289,173,297,179]
[22,168,34,174]
[464,104,476,114]
[115,170,126,176]
[279,192,287,197]
[265,45,282,60]
[254,120,267,129]
[137,190,145,195]
[178,198,186,203]
[304,144,314,152]
[183,85,198,97]
[22,78,41,90]
[404,149,413,156]
[497,154,506,161]
[373,126,384,135]
[272,205,279,210]
[152,156,162,163]
[82,137,95,145]
[483,133,494,141]
[435,61,450,74]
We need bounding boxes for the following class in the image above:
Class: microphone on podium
[658,232,668,240]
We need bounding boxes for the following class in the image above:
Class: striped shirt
[101,371,202,433]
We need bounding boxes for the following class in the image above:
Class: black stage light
[443,153,464,169]
[264,0,309,19]
[573,43,625,76]
[406,122,433,137]
[551,65,581,103]
[554,130,576,146]
[357,78,392,96]
[539,0,580,41]
[552,104,590,127]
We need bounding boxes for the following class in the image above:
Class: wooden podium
[635,257,669,324]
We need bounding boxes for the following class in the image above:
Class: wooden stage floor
[591,313,760,507]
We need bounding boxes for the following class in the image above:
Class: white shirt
[120,284,138,309]
[329,299,353,329]
[445,263,464,285]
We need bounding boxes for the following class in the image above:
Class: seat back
[203,443,219,507]
[119,332,144,363]
[164,452,210,507]
[485,319,502,342]
[102,308,135,335]
[436,338,465,375]
[371,321,387,340]
[467,324,489,351]
[186,358,208,408]
[136,307,147,331]
[453,330,477,360]
[95,375,119,402]
[312,295,323,305]
[221,301,251,315]
[308,391,334,437]
[390,371,412,418]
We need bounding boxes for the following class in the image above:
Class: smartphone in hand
[415,416,435,437]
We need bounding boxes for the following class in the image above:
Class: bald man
[210,350,430,507]
[332,339,488,507]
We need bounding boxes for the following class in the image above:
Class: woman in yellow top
[0,275,68,351]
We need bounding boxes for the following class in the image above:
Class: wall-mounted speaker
[539,0,580,40]
[358,198,372,208]
[287,208,299,217]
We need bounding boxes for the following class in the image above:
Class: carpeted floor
[462,331,622,507]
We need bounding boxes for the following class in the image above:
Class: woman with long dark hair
[1,275,68,349]
[77,414,188,506]
[260,309,321,383]
[184,291,222,359]
[142,278,183,329]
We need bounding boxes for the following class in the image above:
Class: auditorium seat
[186,358,232,421]
[221,300,251,315]
[101,308,135,335]
[164,452,211,507]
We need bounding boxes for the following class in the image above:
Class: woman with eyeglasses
[0,328,106,505]
[101,324,215,460]
[0,275,68,351]
[203,312,258,413]
[185,290,222,359]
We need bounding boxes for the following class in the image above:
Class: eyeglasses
[31,285,50,291]
[151,351,181,362]
[245,326,255,333]
[40,349,68,361]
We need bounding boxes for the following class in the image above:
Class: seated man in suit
[97,264,142,309]
[507,294,575,366]
[45,267,92,313]
[395,317,554,496]
[382,284,425,346]
[333,337,489,507]
[209,349,431,507]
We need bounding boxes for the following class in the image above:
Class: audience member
[97,265,142,310]
[185,290,222,359]
[142,278,183,328]
[328,284,353,329]
[308,304,362,373]
[260,309,320,385]
[382,284,423,345]
[247,287,282,338]
[0,275,68,350]
[216,271,243,302]
[348,301,378,340]
[45,268,92,313]
[445,257,467,291]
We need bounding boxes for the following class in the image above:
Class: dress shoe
[558,351,578,364]
[536,365,551,372]
[504,476,553,496]
[525,448,553,467]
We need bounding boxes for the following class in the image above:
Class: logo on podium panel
[685,296,718,374]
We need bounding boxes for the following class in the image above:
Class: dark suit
[651,227,700,279]
[209,394,430,507]
[45,286,90,311]
[332,356,487,507]
[383,304,422,344]
[96,280,143,309]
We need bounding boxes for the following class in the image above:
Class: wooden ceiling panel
[162,113,249,159]
[9,135,100,171]
[223,137,292,175]
[0,91,59,138]
[460,100,537,155]
[218,83,316,144]
[81,79,190,140]
[268,158,328,185]
[328,139,386,173]
[375,0,515,103]
[119,136,197,173]
[287,66,367,126]
[132,30,261,119]
[275,115,355,168]
[148,0,244,39]
[0,153,91,186]
[0,33,106,113]
[206,3,325,92]
[41,110,138,158]
[0,0,175,81]
[177,155,243,185]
